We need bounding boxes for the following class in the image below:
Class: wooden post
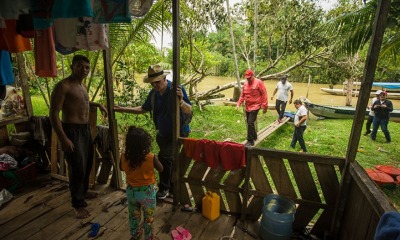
[16,53,33,117]
[172,0,180,205]
[102,47,122,189]
[88,106,98,186]
[241,148,252,222]
[331,0,392,237]
[50,129,58,174]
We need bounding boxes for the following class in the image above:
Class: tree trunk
[345,78,353,106]
[253,0,258,71]
[226,0,241,101]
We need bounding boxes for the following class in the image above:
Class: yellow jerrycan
[202,191,220,221]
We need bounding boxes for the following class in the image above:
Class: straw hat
[143,65,168,83]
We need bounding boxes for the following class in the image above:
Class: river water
[197,76,400,112]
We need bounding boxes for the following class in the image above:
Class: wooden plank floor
[0,176,261,240]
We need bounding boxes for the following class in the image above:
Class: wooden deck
[0,176,262,240]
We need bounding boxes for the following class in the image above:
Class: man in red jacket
[236,69,268,146]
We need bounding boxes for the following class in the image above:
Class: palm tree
[324,0,400,58]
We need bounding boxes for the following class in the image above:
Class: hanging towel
[32,116,52,146]
[0,20,32,53]
[16,14,35,38]
[192,139,221,169]
[52,0,93,19]
[0,18,5,29]
[92,0,131,23]
[53,18,79,48]
[183,138,197,158]
[219,141,246,170]
[0,0,30,20]
[34,27,57,77]
[0,50,14,85]
[75,17,109,51]
[31,0,54,29]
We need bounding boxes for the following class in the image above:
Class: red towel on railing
[220,141,246,170]
[192,139,222,169]
[183,138,197,158]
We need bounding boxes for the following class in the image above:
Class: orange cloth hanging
[183,138,197,158]
[0,20,32,53]
[34,27,57,77]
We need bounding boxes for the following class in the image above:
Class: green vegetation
[191,105,400,209]
[32,94,399,209]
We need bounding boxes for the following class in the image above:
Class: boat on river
[320,88,400,100]
[305,102,400,123]
[321,82,400,100]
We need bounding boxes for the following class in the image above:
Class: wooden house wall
[337,162,396,240]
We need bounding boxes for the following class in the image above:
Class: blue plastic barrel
[259,194,296,240]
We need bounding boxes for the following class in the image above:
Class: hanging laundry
[31,0,54,29]
[34,27,57,77]
[53,18,79,48]
[0,18,6,29]
[52,0,93,19]
[183,138,197,158]
[219,141,246,170]
[53,18,79,54]
[92,0,131,23]
[0,20,32,53]
[16,14,35,38]
[0,0,30,20]
[0,50,14,86]
[75,17,109,51]
[193,139,222,169]
[31,116,52,146]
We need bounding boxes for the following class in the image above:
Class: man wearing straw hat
[115,64,192,199]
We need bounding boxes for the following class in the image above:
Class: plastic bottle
[202,191,220,221]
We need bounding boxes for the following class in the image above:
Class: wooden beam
[241,117,290,146]
[16,53,33,118]
[331,0,392,237]
[172,0,180,205]
[102,47,122,189]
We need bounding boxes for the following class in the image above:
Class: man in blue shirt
[115,65,192,199]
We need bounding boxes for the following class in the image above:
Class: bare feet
[74,207,91,219]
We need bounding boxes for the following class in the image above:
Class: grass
[30,95,399,209]
[189,105,400,209]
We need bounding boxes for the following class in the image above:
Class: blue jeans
[371,117,391,142]
[291,125,307,152]
[275,99,287,120]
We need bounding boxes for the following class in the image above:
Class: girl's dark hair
[124,126,152,169]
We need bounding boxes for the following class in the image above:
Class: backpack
[150,86,192,137]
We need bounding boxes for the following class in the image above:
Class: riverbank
[197,76,400,111]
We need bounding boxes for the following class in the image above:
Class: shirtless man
[49,55,107,218]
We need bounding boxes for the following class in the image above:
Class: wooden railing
[336,162,396,240]
[176,141,346,237]
[177,140,397,238]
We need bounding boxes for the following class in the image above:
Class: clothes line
[0,0,135,77]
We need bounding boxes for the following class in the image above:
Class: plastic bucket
[259,194,296,240]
